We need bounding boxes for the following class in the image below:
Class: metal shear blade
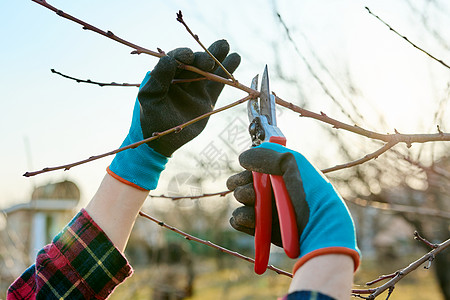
[259,65,276,127]
[248,66,283,146]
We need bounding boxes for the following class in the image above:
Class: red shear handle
[253,171,272,275]
[268,136,299,258]
[253,136,300,274]
[270,175,300,258]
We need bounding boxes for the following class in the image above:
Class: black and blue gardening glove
[227,142,360,274]
[108,40,241,190]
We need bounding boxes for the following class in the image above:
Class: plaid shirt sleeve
[7,209,133,300]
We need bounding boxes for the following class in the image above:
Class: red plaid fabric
[7,209,132,299]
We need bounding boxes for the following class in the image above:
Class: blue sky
[1,0,449,208]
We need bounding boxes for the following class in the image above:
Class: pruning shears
[248,66,300,274]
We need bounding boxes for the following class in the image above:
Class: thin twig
[391,149,450,181]
[155,188,450,220]
[365,6,450,70]
[176,11,236,82]
[51,69,140,87]
[23,95,253,177]
[275,11,359,124]
[322,142,397,174]
[385,287,395,300]
[149,190,232,201]
[158,186,450,220]
[51,69,206,86]
[138,210,292,277]
[414,231,439,249]
[365,272,398,286]
[346,197,450,220]
[353,235,450,299]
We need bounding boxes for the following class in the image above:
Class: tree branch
[391,149,450,181]
[275,11,359,123]
[346,197,450,220]
[414,231,439,249]
[149,190,232,201]
[322,142,397,174]
[365,6,450,70]
[353,234,450,299]
[138,210,293,277]
[51,68,206,86]
[51,69,140,87]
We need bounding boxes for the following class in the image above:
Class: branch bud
[176,10,183,22]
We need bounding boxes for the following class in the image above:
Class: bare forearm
[289,254,354,300]
[85,173,149,252]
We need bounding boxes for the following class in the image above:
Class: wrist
[289,254,354,300]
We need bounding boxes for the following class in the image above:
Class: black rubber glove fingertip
[167,47,194,65]
[208,39,230,63]
[193,52,215,72]
[226,170,252,191]
[239,148,284,175]
[139,56,178,96]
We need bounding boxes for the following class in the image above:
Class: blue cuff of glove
[108,135,168,191]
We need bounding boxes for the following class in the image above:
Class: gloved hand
[226,142,360,273]
[108,40,241,191]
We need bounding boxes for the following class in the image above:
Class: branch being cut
[138,210,292,277]
[274,94,450,145]
[24,95,253,177]
[365,6,450,70]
